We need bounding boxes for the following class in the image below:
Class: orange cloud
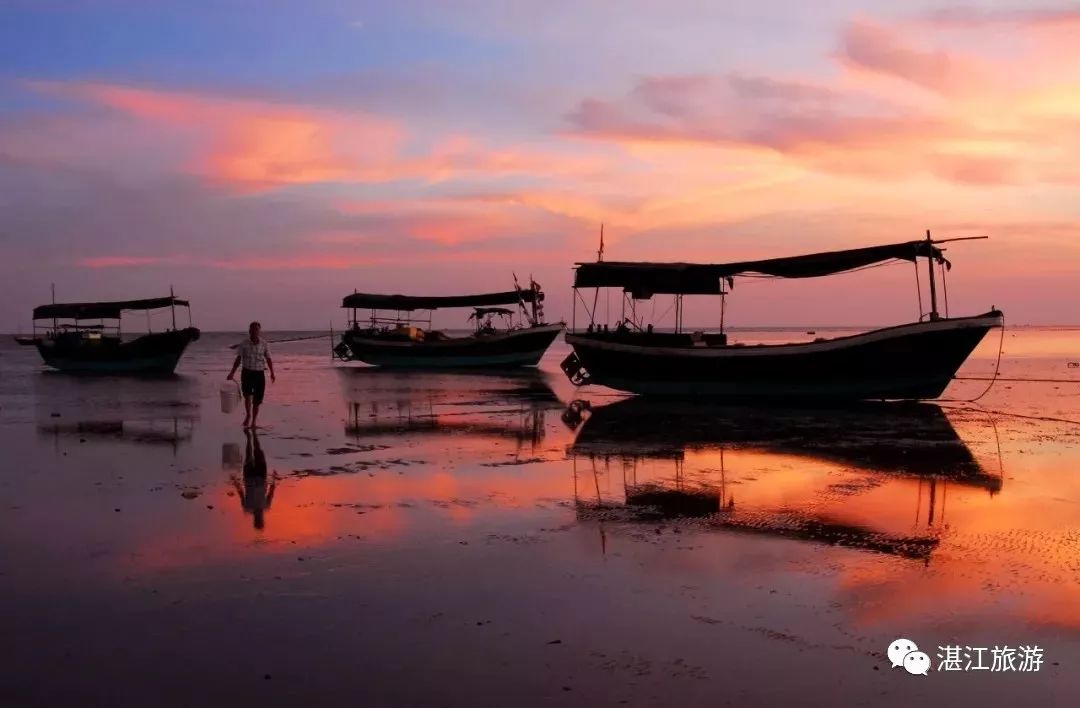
[419,134,610,182]
[29,80,405,190]
[24,81,609,192]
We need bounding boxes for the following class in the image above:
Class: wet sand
[1,329,1078,707]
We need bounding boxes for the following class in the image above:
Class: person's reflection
[232,429,276,530]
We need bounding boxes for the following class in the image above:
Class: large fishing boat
[334,279,563,368]
[16,294,200,374]
[561,234,1002,400]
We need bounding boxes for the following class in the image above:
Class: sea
[0,326,1078,707]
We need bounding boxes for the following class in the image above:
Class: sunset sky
[3,0,1080,330]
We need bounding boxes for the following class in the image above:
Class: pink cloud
[566,72,954,155]
[921,6,1080,28]
[78,256,191,268]
[927,153,1022,185]
[78,251,530,271]
[837,19,978,94]
[207,254,388,270]
[207,247,565,270]
[565,13,1080,190]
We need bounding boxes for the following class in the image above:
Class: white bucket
[220,381,241,414]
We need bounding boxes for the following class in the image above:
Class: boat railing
[34,321,121,340]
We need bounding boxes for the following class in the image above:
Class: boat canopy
[342,290,538,311]
[33,296,189,320]
[574,240,949,297]
[470,307,516,318]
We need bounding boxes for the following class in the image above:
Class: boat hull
[33,328,201,374]
[564,312,1002,400]
[339,324,564,368]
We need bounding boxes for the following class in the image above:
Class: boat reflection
[37,417,195,449]
[32,372,200,452]
[338,366,561,404]
[567,398,1002,561]
[341,368,562,451]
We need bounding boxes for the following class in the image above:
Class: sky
[2,0,1080,330]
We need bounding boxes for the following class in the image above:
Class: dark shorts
[240,369,266,406]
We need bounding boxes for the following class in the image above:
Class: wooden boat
[561,234,1003,400]
[335,280,563,368]
[16,295,200,374]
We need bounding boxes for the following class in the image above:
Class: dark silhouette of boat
[566,397,1002,561]
[568,397,997,490]
[335,279,563,368]
[562,235,1002,399]
[16,295,200,374]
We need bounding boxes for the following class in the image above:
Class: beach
[1,328,1078,707]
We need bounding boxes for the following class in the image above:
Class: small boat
[561,234,1002,400]
[334,279,564,368]
[17,294,200,374]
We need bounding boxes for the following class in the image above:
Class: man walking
[228,321,276,428]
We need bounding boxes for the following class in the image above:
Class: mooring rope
[939,314,1006,404]
[229,332,332,349]
[954,376,1080,384]
[939,403,1080,427]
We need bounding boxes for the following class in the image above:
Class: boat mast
[51,283,57,335]
[926,230,940,321]
[170,285,176,331]
[590,224,604,328]
[720,289,726,335]
[530,277,539,324]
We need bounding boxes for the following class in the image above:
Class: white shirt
[238,338,271,371]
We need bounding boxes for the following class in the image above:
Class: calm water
[1,327,1078,706]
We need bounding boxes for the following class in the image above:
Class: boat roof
[33,296,189,320]
[471,307,516,317]
[574,240,948,296]
[342,290,537,311]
